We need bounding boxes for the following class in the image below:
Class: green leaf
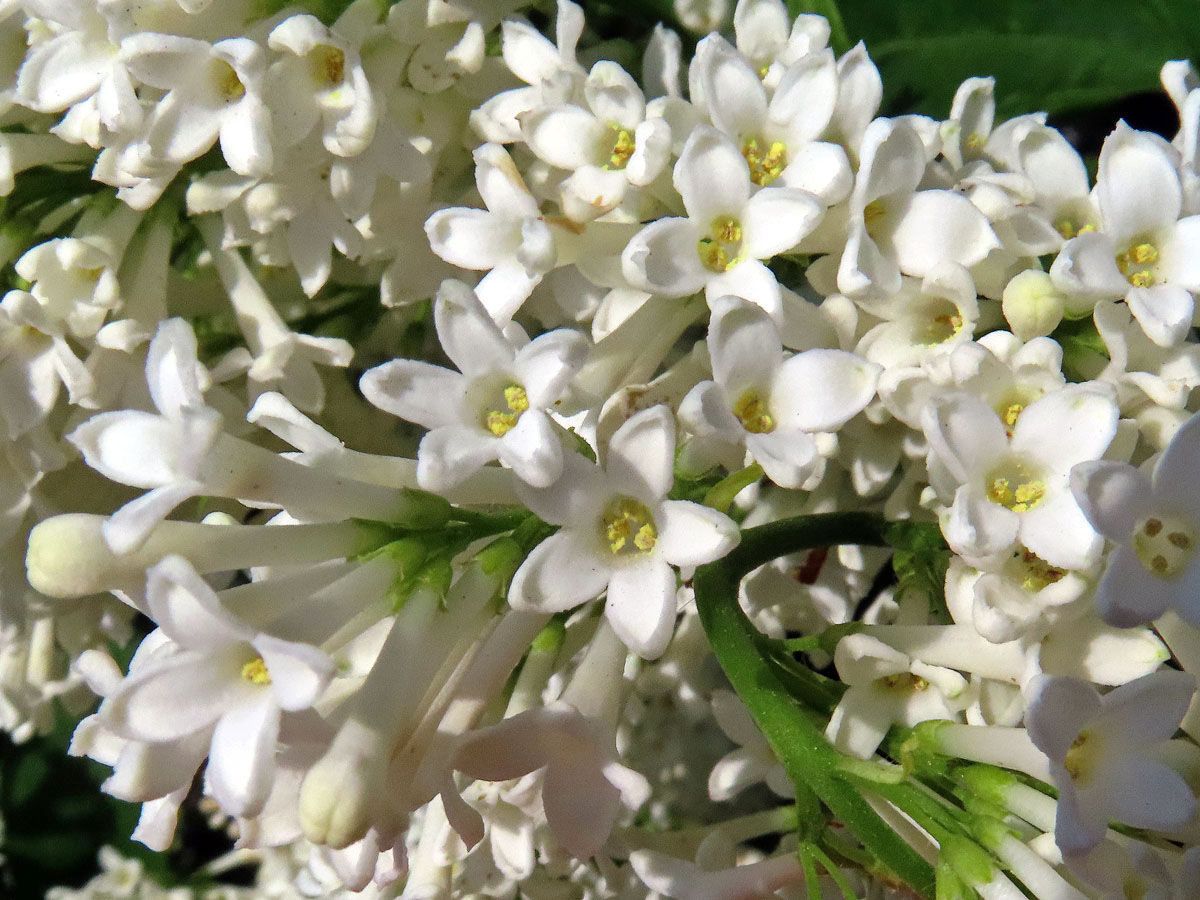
[837,0,1198,119]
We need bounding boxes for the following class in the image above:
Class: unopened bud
[1001,270,1063,341]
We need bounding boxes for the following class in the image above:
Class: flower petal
[770,349,879,432]
[605,555,675,659]
[655,500,739,567]
[207,691,280,817]
[508,530,609,613]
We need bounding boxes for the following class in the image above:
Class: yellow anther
[965,131,986,150]
[732,390,775,434]
[1015,548,1066,592]
[241,657,271,685]
[923,312,964,344]
[986,462,1046,513]
[741,136,787,186]
[602,497,657,555]
[1116,240,1159,288]
[311,45,346,88]
[1002,403,1023,429]
[1133,514,1195,578]
[863,199,887,239]
[605,125,635,170]
[881,672,929,692]
[214,59,246,101]
[1064,731,1099,783]
[1054,218,1098,240]
[698,215,744,273]
[483,384,529,437]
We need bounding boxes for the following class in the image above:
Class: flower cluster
[6,0,1200,898]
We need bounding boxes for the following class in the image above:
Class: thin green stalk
[693,512,936,897]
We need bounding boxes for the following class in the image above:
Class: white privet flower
[1025,670,1198,854]
[923,385,1119,569]
[425,143,558,323]
[825,632,969,759]
[621,125,824,321]
[1050,123,1200,346]
[689,33,851,203]
[520,59,671,222]
[1071,412,1200,626]
[360,279,588,491]
[68,319,432,553]
[266,1,381,157]
[101,555,335,819]
[120,33,273,176]
[469,0,586,144]
[832,117,1000,298]
[678,295,879,488]
[509,405,739,659]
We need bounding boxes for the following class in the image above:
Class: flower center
[241,657,271,685]
[732,389,774,434]
[698,215,744,273]
[1064,730,1099,784]
[1053,217,1097,240]
[483,384,530,437]
[741,136,787,187]
[310,44,346,88]
[213,59,246,101]
[1013,548,1066,592]
[1116,240,1159,288]
[880,672,929,693]
[985,460,1046,513]
[602,496,657,555]
[604,124,635,170]
[1132,514,1195,578]
[863,199,887,240]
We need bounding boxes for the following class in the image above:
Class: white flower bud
[1002,270,1064,341]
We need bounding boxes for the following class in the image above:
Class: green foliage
[835,0,1198,120]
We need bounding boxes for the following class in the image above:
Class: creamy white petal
[416,426,499,491]
[770,349,879,432]
[255,634,334,711]
[359,360,463,430]
[604,555,676,659]
[655,500,739,567]
[605,405,674,501]
[1096,124,1181,244]
[1070,460,1153,542]
[1126,284,1194,347]
[741,187,823,259]
[508,530,609,612]
[208,691,280,817]
[674,125,751,223]
[621,217,707,297]
[881,190,1000,277]
[434,280,516,377]
[498,411,563,488]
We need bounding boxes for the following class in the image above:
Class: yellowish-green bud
[1001,270,1063,341]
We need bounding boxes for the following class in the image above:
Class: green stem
[693,512,936,897]
[703,463,763,512]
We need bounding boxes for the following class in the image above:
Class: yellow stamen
[1064,731,1097,783]
[986,462,1046,513]
[698,215,744,273]
[602,497,657,555]
[1133,514,1195,578]
[241,657,271,685]
[214,60,246,101]
[732,389,775,434]
[1015,548,1066,592]
[484,384,529,437]
[1116,240,1159,288]
[604,125,635,170]
[311,45,346,88]
[881,672,929,692]
[741,137,788,187]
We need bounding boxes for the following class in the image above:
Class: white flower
[1025,670,1198,854]
[266,3,380,157]
[120,34,272,176]
[1050,123,1200,346]
[621,125,823,321]
[707,690,789,801]
[102,555,334,818]
[425,143,558,323]
[520,60,671,222]
[826,632,969,759]
[509,405,739,659]
[1071,412,1200,626]
[678,295,879,488]
[835,117,1000,298]
[923,385,1119,569]
[689,33,850,202]
[360,279,587,491]
[451,701,649,860]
